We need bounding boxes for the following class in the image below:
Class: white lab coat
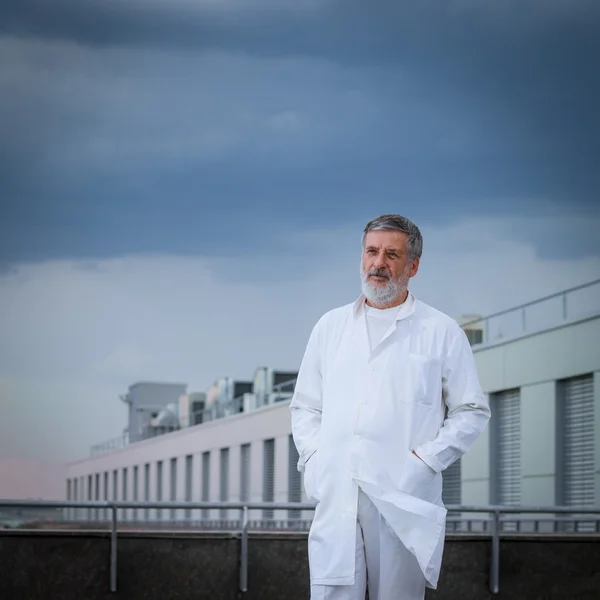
[290,292,491,589]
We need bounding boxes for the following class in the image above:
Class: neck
[365,289,409,310]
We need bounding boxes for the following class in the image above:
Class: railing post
[562,292,568,320]
[490,509,500,594]
[239,505,249,593]
[110,504,118,593]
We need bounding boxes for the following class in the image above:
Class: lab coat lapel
[349,297,371,361]
[364,291,417,357]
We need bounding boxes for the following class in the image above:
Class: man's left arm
[414,325,491,473]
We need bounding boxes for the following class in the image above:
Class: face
[360,230,420,307]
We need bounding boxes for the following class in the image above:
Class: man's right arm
[289,322,323,472]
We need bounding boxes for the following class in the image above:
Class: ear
[409,257,420,278]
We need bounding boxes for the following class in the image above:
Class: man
[290,214,491,600]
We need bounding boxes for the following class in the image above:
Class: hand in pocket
[303,452,320,503]
[399,451,440,503]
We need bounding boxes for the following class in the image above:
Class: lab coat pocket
[303,452,320,503]
[399,451,442,505]
[405,353,443,408]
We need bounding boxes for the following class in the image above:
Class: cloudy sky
[1,1,599,467]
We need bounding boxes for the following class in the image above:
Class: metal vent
[561,374,595,506]
[442,458,462,506]
[492,389,521,506]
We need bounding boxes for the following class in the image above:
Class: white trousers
[310,488,426,600]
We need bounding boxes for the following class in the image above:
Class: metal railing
[90,380,298,456]
[1,500,599,595]
[90,432,130,456]
[461,277,600,347]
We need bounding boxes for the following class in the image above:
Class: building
[65,279,600,527]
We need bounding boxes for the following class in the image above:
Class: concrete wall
[463,315,600,507]
[1,531,599,600]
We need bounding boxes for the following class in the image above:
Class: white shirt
[290,292,491,589]
[364,303,400,352]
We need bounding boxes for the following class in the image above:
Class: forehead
[363,230,408,250]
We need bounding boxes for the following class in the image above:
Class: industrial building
[65,279,600,527]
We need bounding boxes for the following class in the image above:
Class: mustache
[366,268,391,279]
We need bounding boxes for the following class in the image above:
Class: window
[144,463,150,521]
[122,468,128,501]
[122,468,128,521]
[66,479,72,521]
[185,455,193,521]
[170,458,177,521]
[94,473,100,521]
[220,448,230,519]
[133,466,139,521]
[288,435,301,524]
[263,439,275,521]
[240,444,251,503]
[73,479,79,520]
[103,472,108,520]
[490,389,521,512]
[133,467,139,501]
[112,470,118,501]
[157,461,163,501]
[202,451,210,519]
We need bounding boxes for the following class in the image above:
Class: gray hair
[361,214,423,260]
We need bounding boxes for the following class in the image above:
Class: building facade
[65,281,600,526]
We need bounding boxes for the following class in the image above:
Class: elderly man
[290,214,490,600]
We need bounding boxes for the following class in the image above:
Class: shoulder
[413,297,465,341]
[308,301,356,345]
[315,301,355,328]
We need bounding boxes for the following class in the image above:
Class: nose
[372,252,387,269]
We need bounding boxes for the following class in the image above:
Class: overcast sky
[1,1,599,465]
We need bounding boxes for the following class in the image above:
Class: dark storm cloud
[0,0,599,264]
[0,1,597,62]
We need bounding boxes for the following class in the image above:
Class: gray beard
[360,268,410,306]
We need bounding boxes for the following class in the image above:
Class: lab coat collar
[353,290,416,321]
